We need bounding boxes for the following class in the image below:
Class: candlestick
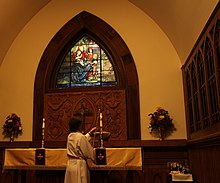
[99,111,104,147]
[42,118,45,129]
[42,118,45,148]
[100,112,103,127]
[100,126,104,148]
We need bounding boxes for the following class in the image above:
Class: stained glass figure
[56,36,117,88]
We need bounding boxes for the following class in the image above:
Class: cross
[98,153,105,160]
[74,102,92,133]
[37,153,44,160]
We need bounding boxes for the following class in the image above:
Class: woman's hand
[88,127,97,136]
[89,127,97,133]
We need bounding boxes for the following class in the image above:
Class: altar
[3,147,142,170]
[3,147,142,183]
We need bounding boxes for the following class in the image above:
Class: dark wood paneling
[189,146,220,183]
[182,1,220,141]
[143,142,188,183]
[44,90,127,145]
[181,3,220,182]
[188,134,220,183]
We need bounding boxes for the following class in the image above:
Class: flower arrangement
[2,113,22,141]
[148,107,176,140]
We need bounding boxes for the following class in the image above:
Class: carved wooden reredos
[34,11,140,147]
[44,90,127,142]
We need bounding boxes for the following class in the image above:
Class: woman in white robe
[64,118,96,183]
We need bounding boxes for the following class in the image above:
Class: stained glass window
[56,36,117,88]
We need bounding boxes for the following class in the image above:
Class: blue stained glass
[56,36,117,88]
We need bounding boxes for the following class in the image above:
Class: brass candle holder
[92,110,111,148]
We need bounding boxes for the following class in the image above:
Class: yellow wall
[0,0,186,141]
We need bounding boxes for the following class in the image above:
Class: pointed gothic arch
[33,11,140,146]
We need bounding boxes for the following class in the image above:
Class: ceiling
[0,0,218,66]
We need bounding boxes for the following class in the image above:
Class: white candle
[100,113,103,127]
[42,118,45,129]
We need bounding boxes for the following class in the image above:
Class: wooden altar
[3,147,143,183]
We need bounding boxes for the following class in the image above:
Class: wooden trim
[0,139,187,148]
[187,131,220,148]
[0,141,36,148]
[3,137,220,151]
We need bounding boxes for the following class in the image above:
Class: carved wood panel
[44,90,127,142]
